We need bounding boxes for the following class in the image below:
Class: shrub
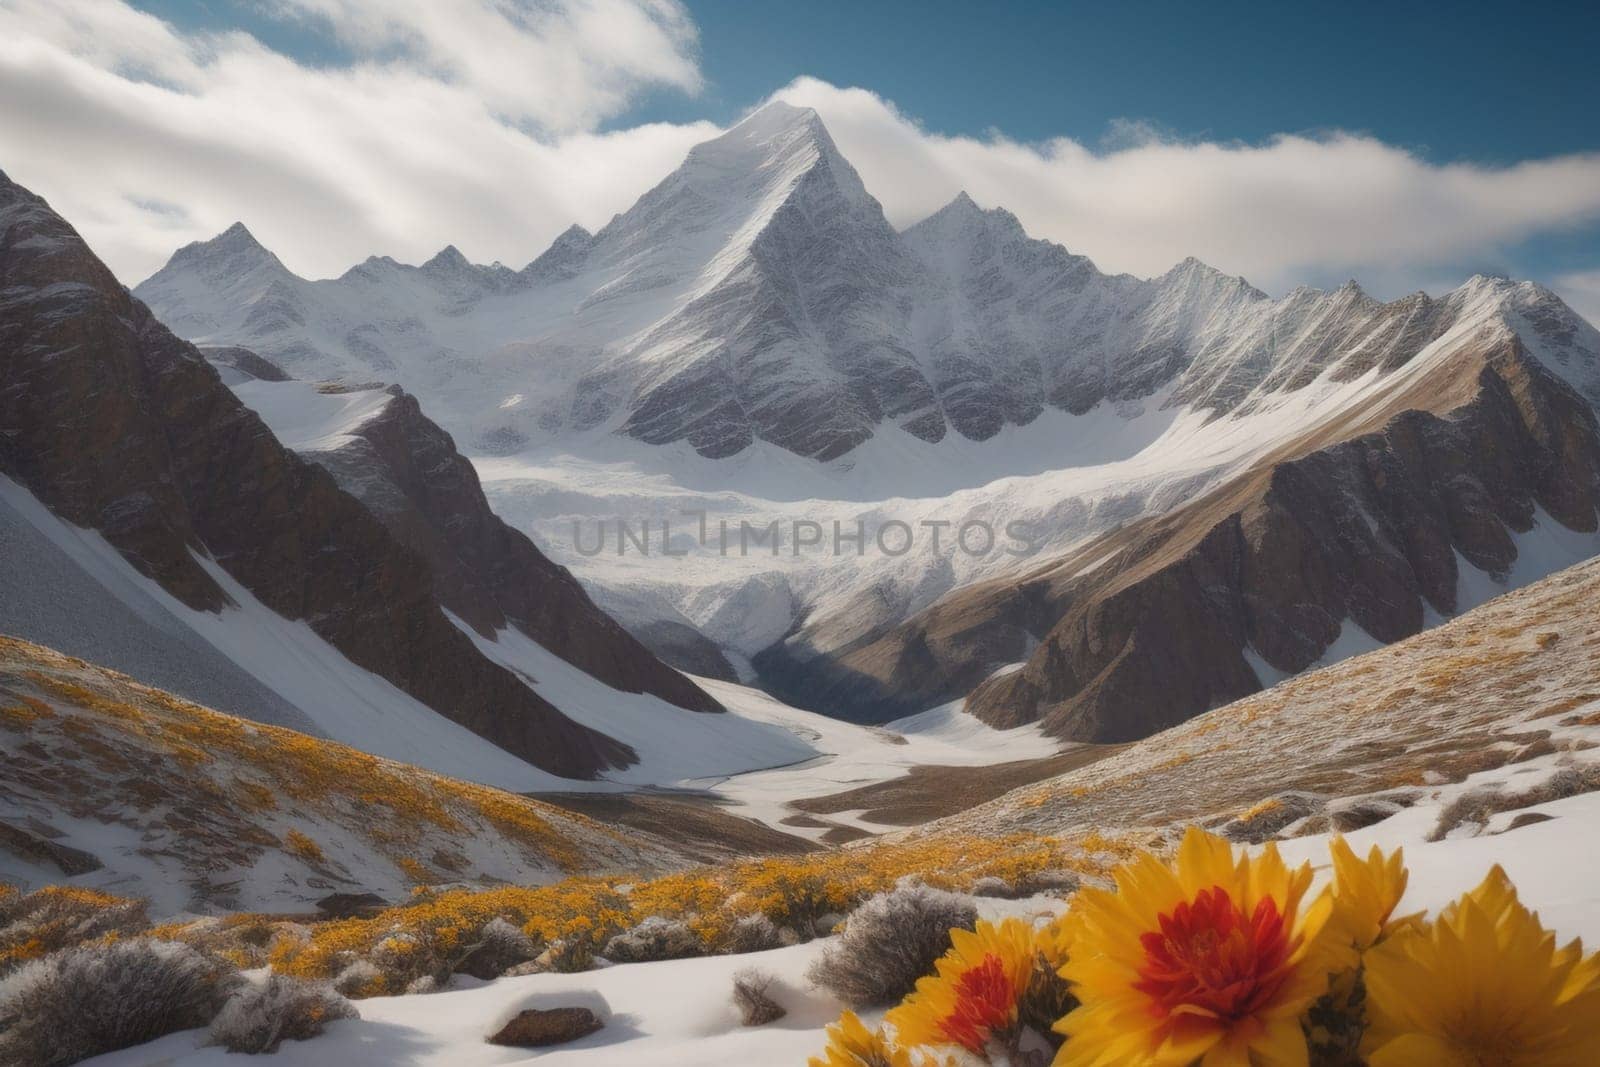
[208,974,357,1054]
[720,912,787,955]
[0,939,241,1066]
[731,968,786,1026]
[453,916,537,979]
[534,937,593,974]
[602,916,701,964]
[283,829,325,865]
[1013,869,1083,897]
[1428,762,1600,840]
[807,883,978,1008]
[262,831,1123,992]
[332,960,382,998]
[0,886,150,975]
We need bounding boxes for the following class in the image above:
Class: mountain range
[27,99,1600,755]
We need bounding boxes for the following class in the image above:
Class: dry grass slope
[0,636,688,911]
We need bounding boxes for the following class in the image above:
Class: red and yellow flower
[1053,826,1337,1066]
[886,917,1037,1056]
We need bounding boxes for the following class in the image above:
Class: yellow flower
[810,1010,911,1067]
[1054,826,1337,1066]
[1326,837,1416,953]
[1362,865,1600,1066]
[886,917,1037,1055]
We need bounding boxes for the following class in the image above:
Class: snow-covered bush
[1429,761,1600,840]
[0,938,240,1065]
[731,968,786,1026]
[208,974,357,1054]
[719,912,788,954]
[0,886,150,975]
[332,959,382,998]
[453,916,536,979]
[807,883,977,1007]
[602,916,701,964]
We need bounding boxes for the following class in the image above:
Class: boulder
[487,1007,603,1048]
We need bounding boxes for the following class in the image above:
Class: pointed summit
[903,189,1032,250]
[152,220,283,283]
[684,98,841,177]
[728,99,824,137]
[523,223,594,282]
[588,94,880,266]
[421,244,470,274]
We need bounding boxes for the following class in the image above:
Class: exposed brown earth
[532,791,817,859]
[789,744,1122,826]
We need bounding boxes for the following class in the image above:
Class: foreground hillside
[79,802,1600,1065]
[0,636,693,914]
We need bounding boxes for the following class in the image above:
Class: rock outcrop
[297,384,721,712]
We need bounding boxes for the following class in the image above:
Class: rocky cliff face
[290,383,721,712]
[0,170,637,778]
[759,330,1600,740]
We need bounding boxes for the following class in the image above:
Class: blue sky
[627,1,1600,297]
[4,0,1598,320]
[634,2,1600,163]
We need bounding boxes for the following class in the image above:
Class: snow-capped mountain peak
[134,107,1600,463]
[162,220,285,281]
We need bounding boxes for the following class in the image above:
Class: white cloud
[1555,270,1600,328]
[773,78,1600,294]
[270,0,701,131]
[0,0,710,281]
[1,6,1597,304]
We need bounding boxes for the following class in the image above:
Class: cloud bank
[0,0,713,280]
[775,78,1600,294]
[2,1,1599,309]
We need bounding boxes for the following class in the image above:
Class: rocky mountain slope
[131,103,1600,748]
[0,635,694,915]
[915,552,1600,844]
[0,169,727,784]
[760,314,1600,737]
[224,373,718,713]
